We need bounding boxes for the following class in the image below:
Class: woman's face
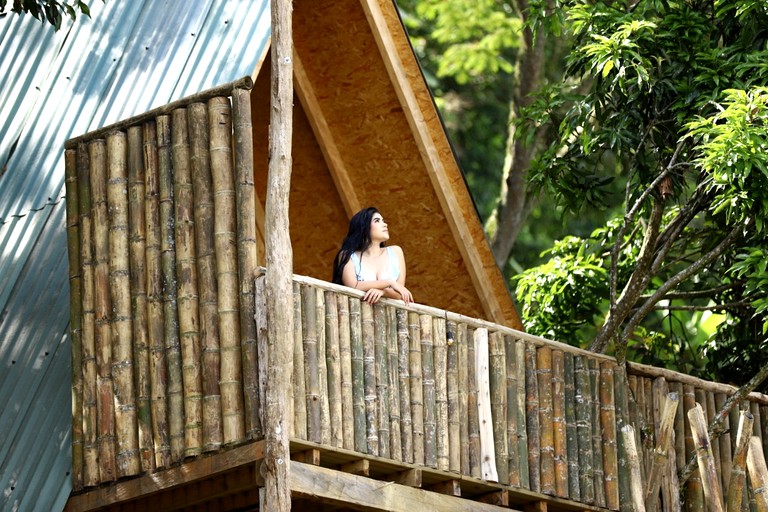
[369,212,389,242]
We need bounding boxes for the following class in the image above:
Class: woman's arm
[387,246,413,304]
[341,258,398,303]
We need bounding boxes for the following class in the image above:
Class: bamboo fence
[66,79,768,512]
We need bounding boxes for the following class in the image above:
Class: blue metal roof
[0,2,269,510]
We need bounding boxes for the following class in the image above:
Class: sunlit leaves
[0,0,92,30]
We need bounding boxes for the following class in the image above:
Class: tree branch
[649,299,758,312]
[637,281,745,302]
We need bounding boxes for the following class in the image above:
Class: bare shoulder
[389,245,404,256]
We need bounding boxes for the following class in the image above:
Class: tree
[0,0,91,31]
[515,0,768,387]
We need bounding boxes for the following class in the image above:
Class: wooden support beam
[389,469,422,488]
[427,479,461,497]
[478,490,509,507]
[524,501,548,512]
[292,448,322,465]
[290,460,510,511]
[340,459,371,476]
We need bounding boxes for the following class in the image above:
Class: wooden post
[747,436,768,512]
[262,0,294,509]
[689,403,725,512]
[645,392,678,512]
[622,424,646,512]
[726,410,753,512]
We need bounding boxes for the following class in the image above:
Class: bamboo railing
[66,78,768,512]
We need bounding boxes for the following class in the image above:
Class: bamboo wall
[65,79,259,490]
[64,80,768,511]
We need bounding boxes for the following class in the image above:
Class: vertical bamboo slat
[65,148,84,490]
[157,115,184,462]
[689,403,725,512]
[537,346,555,495]
[683,384,703,511]
[232,84,259,442]
[525,342,540,492]
[762,406,768,463]
[209,96,245,446]
[397,310,413,463]
[726,411,753,512]
[669,381,686,474]
[78,144,99,487]
[388,307,402,462]
[458,324,469,475]
[316,289,331,445]
[374,304,390,458]
[752,402,763,444]
[421,314,437,467]
[362,302,378,455]
[590,359,606,507]
[325,291,343,448]
[338,294,354,450]
[434,317,449,471]
[90,139,117,482]
[350,299,366,452]
[614,367,631,512]
[467,328,481,478]
[189,102,222,453]
[446,321,460,472]
[489,331,508,483]
[516,339,530,489]
[172,108,203,457]
[706,391,723,496]
[302,286,321,443]
[106,131,140,476]
[645,390,679,512]
[408,312,424,464]
[552,350,568,498]
[575,356,594,504]
[142,120,170,469]
[127,126,153,471]
[476,328,498,482]
[292,283,307,439]
[505,335,521,487]
[622,424,646,512]
[600,362,619,510]
[564,352,579,500]
[746,436,768,512]
[716,392,733,497]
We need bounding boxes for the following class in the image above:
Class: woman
[332,207,413,305]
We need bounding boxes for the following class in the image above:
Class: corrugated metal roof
[0,2,269,510]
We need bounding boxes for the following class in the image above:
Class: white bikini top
[350,247,400,282]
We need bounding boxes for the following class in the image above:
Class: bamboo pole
[388,307,403,462]
[489,331,508,483]
[302,286,321,443]
[106,131,140,477]
[374,304,390,458]
[622,424,647,512]
[445,321,459,472]
[65,148,84,490]
[575,355,594,504]
[614,366,632,512]
[421,314,437,467]
[127,125,153,471]
[552,350,568,497]
[516,339,530,489]
[316,289,331,445]
[78,144,99,487]
[362,301,378,455]
[645,391,679,512]
[590,359,606,508]
[156,115,184,462]
[716,392,733,497]
[338,294,354,450]
[629,375,644,479]
[600,362,619,510]
[505,335,521,487]
[763,406,768,463]
[747,436,768,512]
[753,402,763,445]
[706,391,723,497]
[325,291,343,448]
[458,323,469,475]
[688,402,726,512]
[683,385,704,511]
[564,351,579,500]
[89,139,117,483]
[350,299,366,452]
[189,102,222,453]
[209,96,245,446]
[232,86,259,442]
[526,342,540,492]
[255,276,268,437]
[172,107,203,457]
[398,309,413,464]
[726,410,754,512]
[292,283,307,439]
[669,381,686,474]
[142,120,170,469]
[467,328,481,478]
[434,317,449,471]
[408,312,424,464]
[476,328,499,482]
[537,346,555,495]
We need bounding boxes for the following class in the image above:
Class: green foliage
[0,0,92,30]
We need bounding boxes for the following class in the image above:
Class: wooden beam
[293,51,361,217]
[64,441,265,511]
[427,479,462,497]
[478,490,509,506]
[289,460,511,511]
[293,448,322,465]
[389,468,422,488]
[341,459,371,476]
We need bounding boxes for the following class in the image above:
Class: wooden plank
[474,328,499,482]
[289,460,510,511]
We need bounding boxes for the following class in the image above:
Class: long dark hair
[332,207,383,284]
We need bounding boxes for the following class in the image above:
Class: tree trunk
[263,0,294,510]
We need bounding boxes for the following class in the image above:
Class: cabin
[3,1,768,511]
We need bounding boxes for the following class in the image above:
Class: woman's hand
[363,288,385,304]
[389,282,413,305]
